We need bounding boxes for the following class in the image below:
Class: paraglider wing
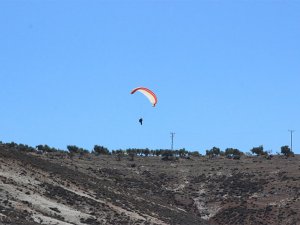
[131,87,157,107]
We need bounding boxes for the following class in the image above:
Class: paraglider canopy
[131,87,157,107]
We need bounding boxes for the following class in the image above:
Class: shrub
[206,147,221,158]
[250,145,268,156]
[281,145,294,157]
[93,145,109,155]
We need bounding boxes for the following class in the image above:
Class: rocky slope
[0,145,299,225]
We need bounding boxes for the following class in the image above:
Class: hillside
[0,145,299,225]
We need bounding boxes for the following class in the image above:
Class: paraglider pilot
[139,118,143,125]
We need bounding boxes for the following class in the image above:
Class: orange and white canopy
[131,87,157,107]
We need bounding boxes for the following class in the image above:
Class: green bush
[281,145,294,157]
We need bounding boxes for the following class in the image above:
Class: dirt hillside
[0,145,299,225]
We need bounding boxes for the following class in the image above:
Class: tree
[206,147,221,158]
[36,144,58,153]
[281,145,294,157]
[212,147,220,156]
[4,142,34,152]
[179,148,187,157]
[137,149,142,156]
[155,150,161,157]
[7,142,17,148]
[144,148,150,157]
[93,145,109,155]
[126,149,136,161]
[190,151,201,157]
[115,150,123,161]
[250,145,267,156]
[225,148,243,156]
[129,151,135,161]
[150,150,155,156]
[67,145,81,154]
[67,145,88,158]
[17,144,35,152]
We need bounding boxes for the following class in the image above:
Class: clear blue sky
[0,1,299,154]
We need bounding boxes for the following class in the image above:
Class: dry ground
[0,145,299,225]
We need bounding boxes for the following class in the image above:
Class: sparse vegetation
[206,147,221,158]
[250,145,269,156]
[36,144,62,153]
[281,145,294,157]
[92,145,110,155]
[224,148,243,159]
[0,140,296,161]
[1,142,298,225]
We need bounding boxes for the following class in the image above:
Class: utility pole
[170,132,175,150]
[288,130,295,152]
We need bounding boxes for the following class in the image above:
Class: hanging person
[139,118,143,125]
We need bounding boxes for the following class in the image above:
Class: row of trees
[112,148,200,157]
[0,141,295,158]
[206,145,294,158]
[249,145,294,157]
[206,147,243,159]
